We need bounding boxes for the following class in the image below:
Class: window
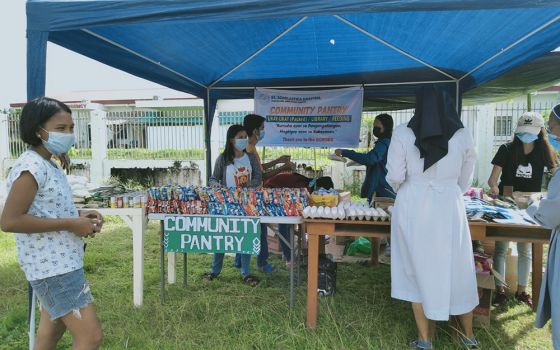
[494,116,513,136]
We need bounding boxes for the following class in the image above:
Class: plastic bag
[346,237,371,256]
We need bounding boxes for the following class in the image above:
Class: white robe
[386,125,478,321]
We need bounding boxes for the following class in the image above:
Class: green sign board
[164,215,261,255]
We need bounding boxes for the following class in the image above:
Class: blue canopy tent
[26,1,560,177]
[23,2,560,347]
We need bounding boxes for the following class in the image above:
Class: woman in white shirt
[203,124,263,286]
[1,97,104,349]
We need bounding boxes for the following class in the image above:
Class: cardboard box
[473,270,506,328]
[266,226,282,255]
[373,197,395,210]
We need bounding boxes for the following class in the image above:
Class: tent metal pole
[459,15,560,82]
[334,15,456,80]
[212,79,455,90]
[204,88,212,183]
[81,29,207,89]
[456,80,460,114]
[208,17,308,88]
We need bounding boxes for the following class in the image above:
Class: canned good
[110,197,116,208]
[141,196,147,208]
[116,196,123,208]
[133,196,141,208]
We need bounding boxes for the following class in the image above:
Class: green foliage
[0,223,553,349]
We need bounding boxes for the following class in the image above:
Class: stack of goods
[67,175,100,206]
[302,200,393,221]
[67,176,147,209]
[146,187,206,215]
[109,192,147,209]
[464,197,518,222]
[309,188,339,207]
[146,186,309,217]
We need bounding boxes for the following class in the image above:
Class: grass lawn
[0,220,553,349]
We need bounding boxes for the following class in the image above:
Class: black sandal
[202,272,218,281]
[241,275,260,286]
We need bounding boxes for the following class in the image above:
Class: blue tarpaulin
[26,0,560,173]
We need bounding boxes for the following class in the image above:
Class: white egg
[337,207,345,220]
[310,206,318,218]
[348,208,357,220]
[324,207,331,218]
[357,209,364,220]
[377,208,388,221]
[302,207,310,218]
[317,206,325,218]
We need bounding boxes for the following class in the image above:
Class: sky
[0,0,167,109]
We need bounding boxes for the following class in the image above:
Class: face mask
[40,128,75,155]
[258,130,265,141]
[516,132,538,144]
[234,138,248,151]
[372,127,382,138]
[548,134,560,151]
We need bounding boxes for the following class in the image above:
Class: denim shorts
[29,268,94,320]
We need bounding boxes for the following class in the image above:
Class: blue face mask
[234,138,248,151]
[258,130,265,141]
[516,132,538,144]
[548,131,560,151]
[40,128,75,155]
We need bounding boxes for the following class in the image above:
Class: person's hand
[68,217,101,237]
[530,193,544,204]
[334,149,343,157]
[80,210,104,232]
[488,185,500,196]
[278,155,291,164]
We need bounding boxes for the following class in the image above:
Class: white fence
[2,102,554,186]
[493,102,556,150]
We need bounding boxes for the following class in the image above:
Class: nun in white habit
[386,85,479,350]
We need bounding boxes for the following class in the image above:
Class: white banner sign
[254,87,363,147]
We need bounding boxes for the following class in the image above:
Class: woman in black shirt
[487,112,558,307]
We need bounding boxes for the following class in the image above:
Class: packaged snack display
[146,186,309,216]
[310,188,339,207]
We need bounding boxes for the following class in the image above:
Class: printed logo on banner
[163,215,261,255]
[255,87,364,148]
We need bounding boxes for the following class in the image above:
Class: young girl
[488,111,558,307]
[204,124,263,286]
[0,97,104,350]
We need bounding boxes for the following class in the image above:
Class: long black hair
[511,128,558,170]
[223,124,246,165]
[375,113,394,139]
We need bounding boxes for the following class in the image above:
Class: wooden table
[304,219,552,329]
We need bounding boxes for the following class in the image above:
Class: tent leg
[28,286,36,350]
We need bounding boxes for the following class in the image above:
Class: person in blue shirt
[335,113,396,202]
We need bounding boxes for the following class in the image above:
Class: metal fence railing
[105,108,205,160]
[8,110,93,160]
[7,111,25,159]
[493,102,556,150]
